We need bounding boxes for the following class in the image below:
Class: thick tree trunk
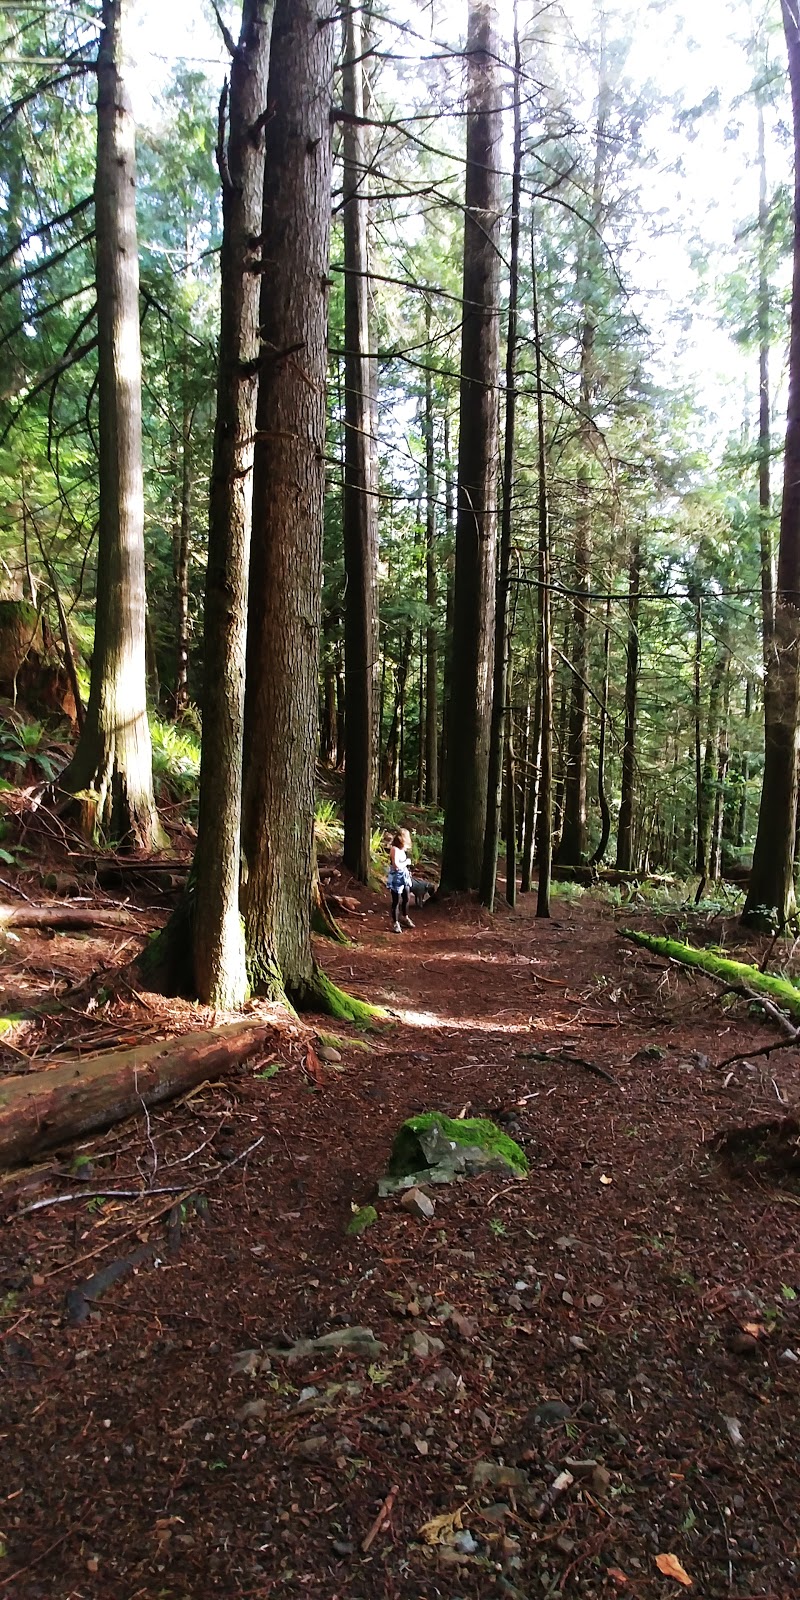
[440,0,502,891]
[481,12,521,910]
[439,412,456,804]
[0,1022,271,1170]
[744,3,800,928]
[59,0,161,850]
[341,5,379,883]
[191,0,273,1009]
[242,0,335,1005]
[758,95,776,657]
[615,535,640,870]
[520,668,541,893]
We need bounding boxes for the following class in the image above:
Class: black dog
[410,878,437,908]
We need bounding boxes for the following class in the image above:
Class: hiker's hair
[391,827,412,850]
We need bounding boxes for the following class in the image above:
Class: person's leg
[391,889,402,930]
[400,887,414,927]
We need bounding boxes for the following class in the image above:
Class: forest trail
[0,878,798,1599]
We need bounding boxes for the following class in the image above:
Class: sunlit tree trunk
[242,0,335,1004]
[424,303,438,805]
[60,0,162,850]
[615,535,640,871]
[441,0,502,891]
[532,219,552,919]
[191,0,273,1007]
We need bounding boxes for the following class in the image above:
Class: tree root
[291,965,386,1024]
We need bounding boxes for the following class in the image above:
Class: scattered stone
[472,1461,531,1495]
[296,1434,328,1460]
[401,1187,436,1221]
[565,1458,599,1477]
[507,1293,523,1312]
[480,1502,509,1523]
[331,1540,353,1558]
[723,1415,745,1447]
[514,1279,529,1291]
[235,1398,268,1423]
[406,1297,422,1318]
[453,1530,479,1554]
[318,1045,342,1063]
[429,1365,459,1396]
[531,1400,572,1426]
[230,1349,266,1379]
[569,1335,589,1353]
[555,1535,575,1555]
[555,1236,580,1252]
[409,1329,445,1361]
[780,1348,799,1363]
[451,1310,478,1339]
[587,1293,604,1309]
[297,1386,319,1406]
[728,1331,759,1358]
[414,1438,429,1456]
[591,1465,611,1495]
[400,1421,412,1439]
[474,1407,493,1433]
[561,1290,574,1306]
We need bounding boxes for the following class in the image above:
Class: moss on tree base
[621,928,800,1019]
[291,966,386,1024]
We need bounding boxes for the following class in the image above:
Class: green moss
[389,1112,528,1179]
[346,1205,378,1236]
[621,929,800,1018]
[293,965,387,1024]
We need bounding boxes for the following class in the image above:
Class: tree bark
[440,0,502,891]
[590,597,612,865]
[242,0,336,1005]
[439,411,456,804]
[0,1022,271,1170]
[174,373,193,717]
[341,3,379,883]
[532,218,552,919]
[191,0,273,1009]
[59,0,161,850]
[615,535,640,870]
[481,10,521,910]
[424,303,439,805]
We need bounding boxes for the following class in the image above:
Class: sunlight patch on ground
[393,1006,532,1035]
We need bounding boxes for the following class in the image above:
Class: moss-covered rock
[381,1111,527,1196]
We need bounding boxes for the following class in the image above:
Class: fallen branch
[621,929,800,1021]
[362,1484,400,1552]
[0,1021,271,1169]
[0,903,148,931]
[17,1134,265,1215]
[524,1046,621,1088]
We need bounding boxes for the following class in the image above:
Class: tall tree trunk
[174,370,193,718]
[242,0,335,1004]
[615,535,640,870]
[441,0,502,891]
[59,0,161,850]
[697,643,727,880]
[505,666,517,905]
[439,411,455,803]
[341,5,379,883]
[532,219,552,919]
[190,0,273,1007]
[590,597,612,865]
[758,94,776,656]
[481,9,521,910]
[520,667,541,893]
[744,3,800,927]
[424,303,439,805]
[559,14,609,866]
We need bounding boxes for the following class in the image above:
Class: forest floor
[0,846,798,1599]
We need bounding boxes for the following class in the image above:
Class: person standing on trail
[387,827,414,933]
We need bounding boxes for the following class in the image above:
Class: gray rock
[531,1400,572,1426]
[569,1336,589,1353]
[235,1398,268,1423]
[296,1434,328,1459]
[409,1329,445,1361]
[331,1540,353,1557]
[472,1460,531,1495]
[401,1187,436,1221]
[453,1530,479,1554]
[230,1349,266,1378]
[429,1365,459,1396]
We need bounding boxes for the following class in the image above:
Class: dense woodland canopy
[2,0,800,997]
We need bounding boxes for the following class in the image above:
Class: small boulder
[401,1187,435,1221]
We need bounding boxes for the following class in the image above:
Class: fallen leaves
[419,1506,465,1545]
[655,1552,693,1586]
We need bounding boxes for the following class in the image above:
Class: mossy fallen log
[621,929,800,1020]
[0,1019,271,1169]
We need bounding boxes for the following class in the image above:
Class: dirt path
[0,881,798,1598]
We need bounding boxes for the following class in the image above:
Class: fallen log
[0,1019,271,1169]
[0,904,148,931]
[621,929,800,1021]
